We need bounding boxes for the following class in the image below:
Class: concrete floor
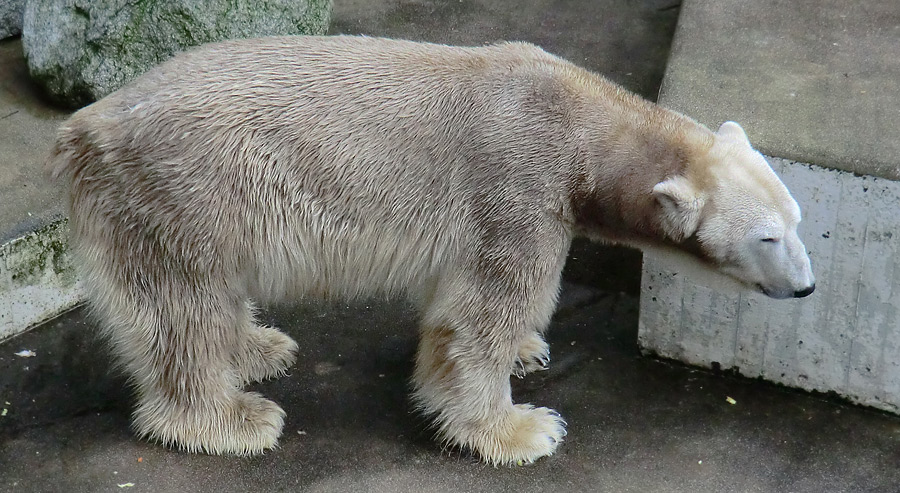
[4,286,900,492]
[0,38,68,243]
[3,0,900,492]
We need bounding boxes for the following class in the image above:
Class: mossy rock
[22,0,332,108]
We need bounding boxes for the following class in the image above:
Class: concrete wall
[639,157,900,414]
[0,219,81,341]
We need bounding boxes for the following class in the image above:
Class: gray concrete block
[660,0,900,180]
[639,158,900,414]
[0,40,74,337]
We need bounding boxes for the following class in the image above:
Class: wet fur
[50,35,738,465]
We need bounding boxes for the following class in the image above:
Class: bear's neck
[568,90,714,250]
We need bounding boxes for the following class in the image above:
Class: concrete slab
[660,0,900,180]
[3,286,900,492]
[0,40,78,344]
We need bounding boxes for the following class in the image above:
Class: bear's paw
[235,325,300,386]
[513,332,551,377]
[470,404,567,466]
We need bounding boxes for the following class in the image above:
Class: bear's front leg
[414,314,565,465]
[413,252,567,465]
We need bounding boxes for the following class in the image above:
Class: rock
[22,0,332,108]
[0,0,25,39]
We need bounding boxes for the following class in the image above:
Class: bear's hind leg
[233,304,299,386]
[127,283,285,455]
[88,261,286,455]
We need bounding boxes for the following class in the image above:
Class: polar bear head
[653,122,815,299]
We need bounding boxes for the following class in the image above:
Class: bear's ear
[717,121,750,144]
[652,176,706,242]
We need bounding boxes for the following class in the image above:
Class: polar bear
[48,36,814,466]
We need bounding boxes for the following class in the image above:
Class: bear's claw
[514,332,551,376]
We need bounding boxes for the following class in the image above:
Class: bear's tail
[45,117,98,184]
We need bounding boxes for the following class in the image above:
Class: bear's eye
[761,238,779,243]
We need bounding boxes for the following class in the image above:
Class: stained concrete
[0,219,80,340]
[4,285,900,492]
[660,0,900,181]
[0,39,76,344]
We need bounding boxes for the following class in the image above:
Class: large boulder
[0,0,25,39]
[22,0,332,108]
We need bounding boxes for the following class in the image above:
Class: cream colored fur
[48,35,813,466]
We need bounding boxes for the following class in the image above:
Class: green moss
[297,0,332,35]
[2,219,76,290]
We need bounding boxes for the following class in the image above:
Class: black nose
[794,284,816,298]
